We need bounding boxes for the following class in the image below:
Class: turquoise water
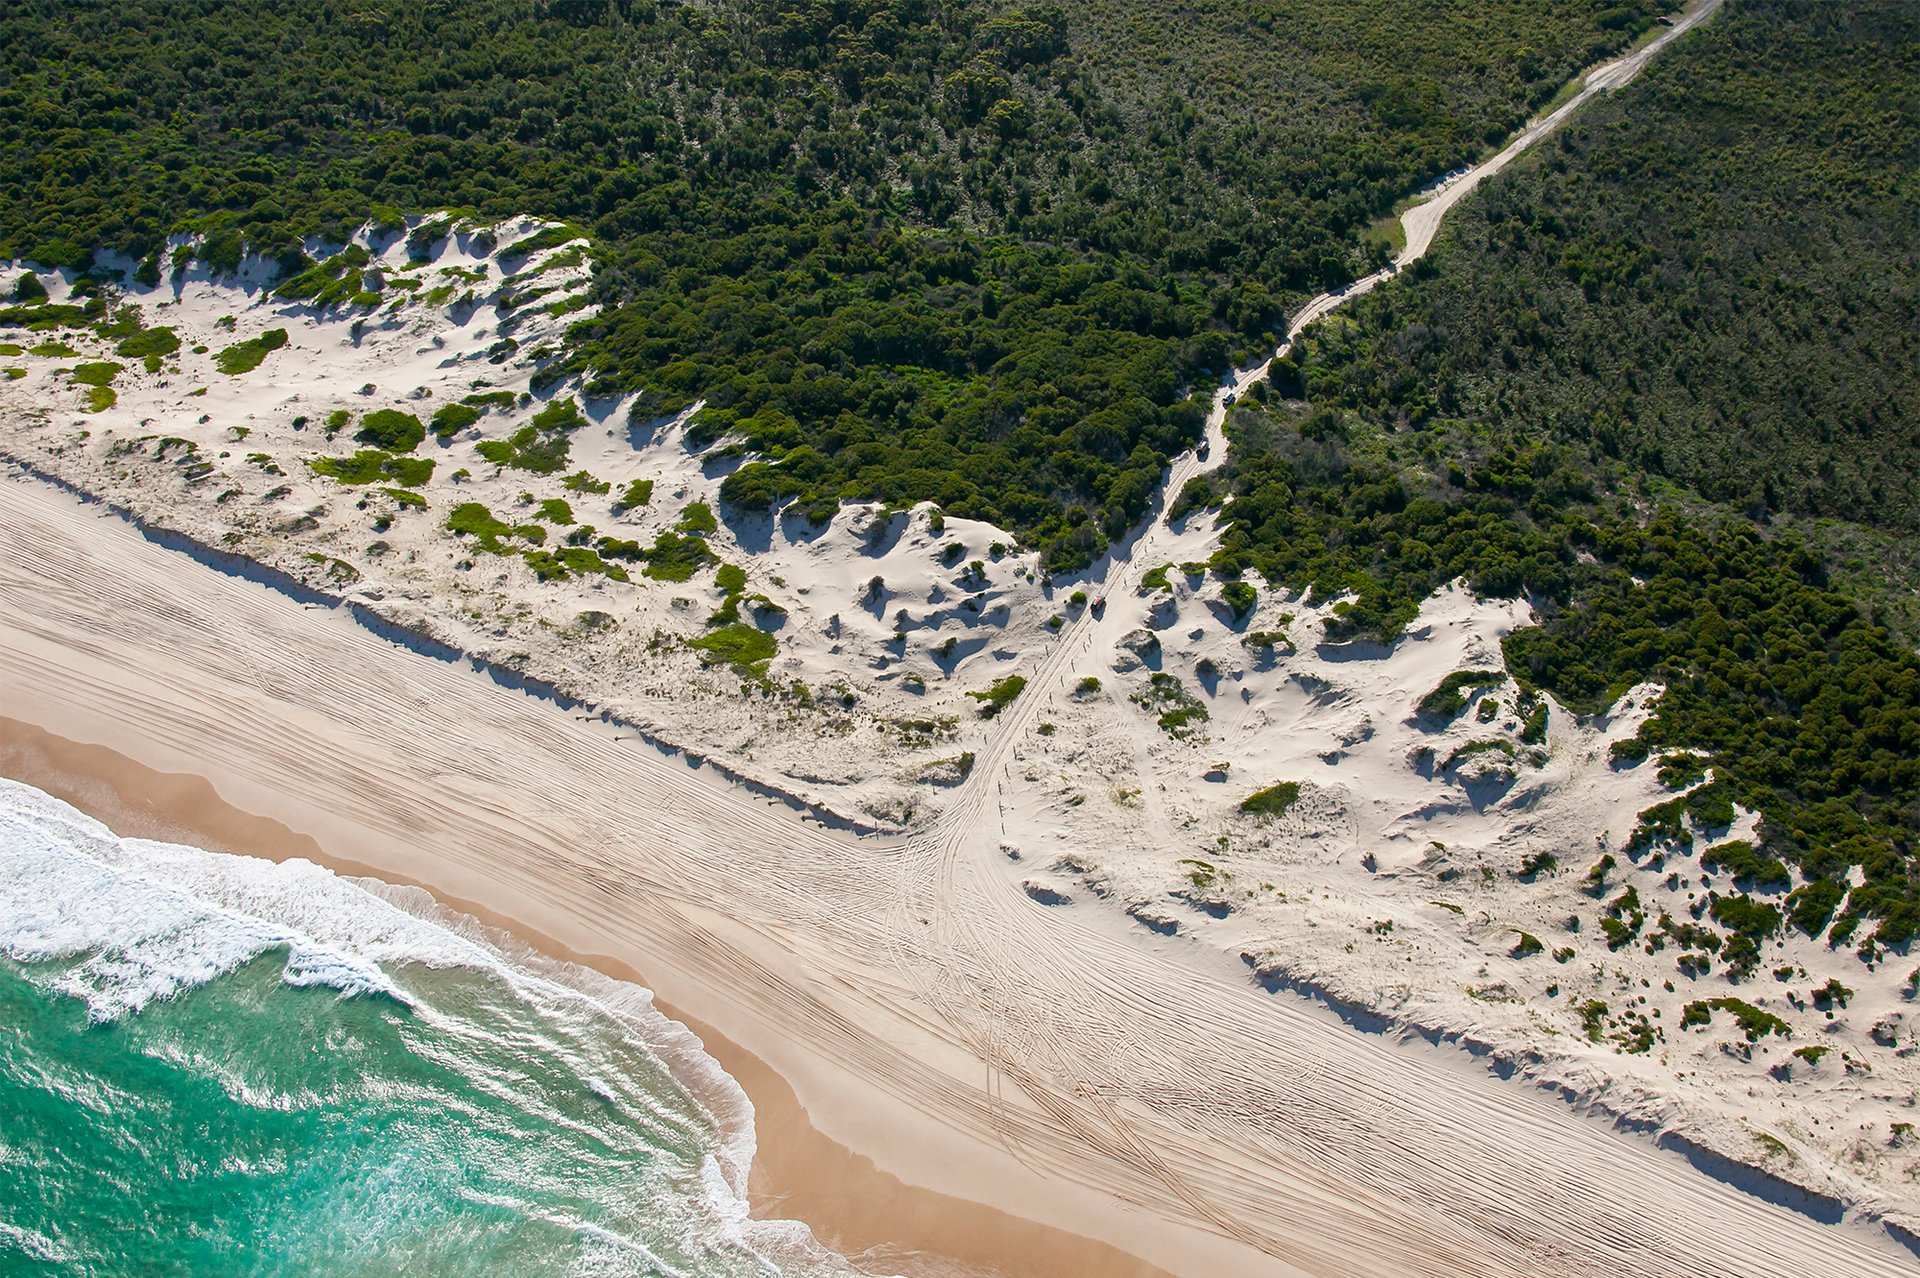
[0,780,852,1278]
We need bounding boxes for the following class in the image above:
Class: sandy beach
[0,714,1173,1278]
[4,467,1913,1277]
[0,473,1265,1278]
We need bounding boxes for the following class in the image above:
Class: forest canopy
[0,0,1669,565]
[1285,0,1920,608]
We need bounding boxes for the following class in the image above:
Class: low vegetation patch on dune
[212,327,287,375]
[311,449,433,488]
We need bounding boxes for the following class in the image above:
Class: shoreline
[0,714,1177,1278]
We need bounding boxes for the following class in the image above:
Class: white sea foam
[0,1220,69,1264]
[0,778,872,1278]
[0,785,407,1019]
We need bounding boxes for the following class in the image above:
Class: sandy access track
[2,479,1909,1278]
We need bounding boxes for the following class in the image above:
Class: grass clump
[562,470,610,495]
[213,327,288,374]
[1518,693,1550,745]
[534,497,575,524]
[1132,672,1209,740]
[1786,879,1847,938]
[1441,738,1515,772]
[430,402,481,438]
[615,477,654,510]
[304,552,360,585]
[1,301,90,330]
[1418,669,1504,721]
[690,623,776,676]
[640,530,716,582]
[1710,893,1782,976]
[707,561,749,625]
[475,397,586,473]
[1625,795,1689,856]
[677,499,718,534]
[1577,999,1609,1042]
[1602,885,1646,950]
[1236,782,1297,821]
[274,246,374,307]
[1810,978,1852,1011]
[501,224,582,262]
[1239,781,1300,819]
[1659,753,1711,789]
[356,408,425,452]
[69,360,120,387]
[477,424,570,474]
[380,486,427,509]
[1518,850,1557,879]
[310,449,433,488]
[1682,997,1791,1042]
[115,326,179,369]
[524,546,627,583]
[446,500,543,553]
[967,674,1027,718]
[529,397,586,433]
[71,359,120,405]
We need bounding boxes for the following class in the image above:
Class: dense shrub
[1418,671,1504,722]
[429,403,481,438]
[355,409,425,453]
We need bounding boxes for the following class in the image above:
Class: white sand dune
[3,470,1912,1277]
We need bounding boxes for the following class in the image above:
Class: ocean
[0,778,857,1277]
